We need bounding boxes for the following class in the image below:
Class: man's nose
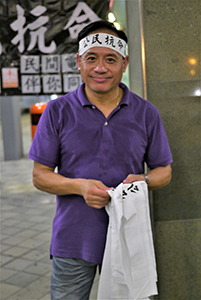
[94,60,107,72]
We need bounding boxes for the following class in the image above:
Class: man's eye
[86,56,96,61]
[107,58,116,63]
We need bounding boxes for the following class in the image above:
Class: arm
[123,164,172,191]
[32,161,111,209]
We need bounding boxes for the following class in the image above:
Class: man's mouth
[92,77,109,83]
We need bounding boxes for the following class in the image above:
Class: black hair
[78,20,128,43]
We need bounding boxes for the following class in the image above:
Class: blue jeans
[51,256,97,300]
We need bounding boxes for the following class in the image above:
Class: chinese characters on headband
[20,54,82,94]
[79,33,127,57]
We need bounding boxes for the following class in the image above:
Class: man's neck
[85,86,123,118]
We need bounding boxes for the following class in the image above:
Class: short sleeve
[144,107,173,169]
[28,101,60,168]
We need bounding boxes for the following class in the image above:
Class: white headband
[79,33,127,57]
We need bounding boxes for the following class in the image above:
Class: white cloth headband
[79,33,127,57]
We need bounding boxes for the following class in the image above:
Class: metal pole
[0,96,23,160]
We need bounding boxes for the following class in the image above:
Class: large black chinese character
[25,76,40,91]
[46,76,61,91]
[25,57,39,72]
[83,37,90,48]
[122,189,127,199]
[92,34,102,45]
[109,36,115,47]
[10,5,56,53]
[117,40,124,50]
[45,56,59,71]
[104,35,115,47]
[105,35,109,45]
[127,183,139,194]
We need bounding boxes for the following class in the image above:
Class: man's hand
[80,179,112,209]
[123,174,145,184]
[32,162,112,207]
[123,165,172,190]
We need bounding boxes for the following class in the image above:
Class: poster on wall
[0,0,109,95]
[2,68,19,88]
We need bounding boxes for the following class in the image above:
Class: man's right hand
[79,179,112,209]
[32,162,111,209]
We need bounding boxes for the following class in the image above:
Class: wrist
[142,174,149,185]
[68,178,87,196]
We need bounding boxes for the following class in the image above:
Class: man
[28,20,172,300]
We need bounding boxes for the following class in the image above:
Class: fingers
[82,180,111,209]
[85,196,110,209]
[123,174,145,184]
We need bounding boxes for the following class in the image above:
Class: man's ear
[123,55,129,73]
[76,53,81,71]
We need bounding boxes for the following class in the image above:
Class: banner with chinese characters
[0,0,109,95]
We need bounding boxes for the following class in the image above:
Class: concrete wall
[142,0,201,298]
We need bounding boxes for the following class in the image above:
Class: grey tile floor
[0,112,99,299]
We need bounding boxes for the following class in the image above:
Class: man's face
[77,30,129,95]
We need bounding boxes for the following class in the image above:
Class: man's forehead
[83,48,121,57]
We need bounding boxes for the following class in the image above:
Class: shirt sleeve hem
[28,153,57,169]
[148,158,173,170]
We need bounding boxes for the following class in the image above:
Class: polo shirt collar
[77,82,130,107]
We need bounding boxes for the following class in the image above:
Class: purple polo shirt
[28,82,172,264]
